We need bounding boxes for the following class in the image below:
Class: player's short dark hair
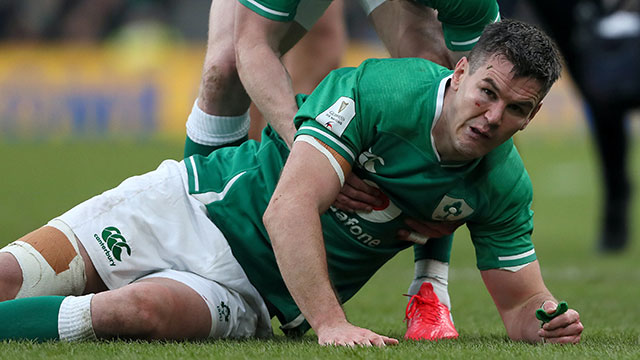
[468,19,562,96]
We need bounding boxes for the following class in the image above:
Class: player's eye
[481,88,495,99]
[507,104,525,115]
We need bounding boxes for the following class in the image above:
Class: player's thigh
[206,0,238,56]
[369,0,453,67]
[283,0,346,93]
[91,277,211,340]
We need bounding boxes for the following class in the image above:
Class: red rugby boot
[404,282,458,341]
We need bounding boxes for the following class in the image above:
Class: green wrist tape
[535,301,569,323]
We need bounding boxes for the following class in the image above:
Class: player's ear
[450,57,468,91]
[521,101,543,130]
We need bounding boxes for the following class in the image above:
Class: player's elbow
[263,195,288,240]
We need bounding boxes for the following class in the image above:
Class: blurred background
[2,0,632,138]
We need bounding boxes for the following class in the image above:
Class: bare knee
[0,252,22,301]
[199,47,249,114]
[94,283,179,339]
[93,280,211,340]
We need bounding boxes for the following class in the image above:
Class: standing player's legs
[184,0,252,158]
[187,0,330,156]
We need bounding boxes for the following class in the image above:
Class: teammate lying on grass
[0,20,582,345]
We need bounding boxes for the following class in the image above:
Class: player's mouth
[467,125,491,140]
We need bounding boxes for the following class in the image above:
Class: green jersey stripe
[191,172,247,204]
[498,248,535,261]
[186,156,199,192]
[429,75,451,163]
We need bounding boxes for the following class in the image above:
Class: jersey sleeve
[466,154,536,271]
[293,64,377,176]
[422,0,501,51]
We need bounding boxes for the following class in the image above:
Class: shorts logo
[217,301,231,322]
[93,226,131,266]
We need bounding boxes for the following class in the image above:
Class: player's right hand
[333,173,386,212]
[316,321,399,347]
[537,301,583,344]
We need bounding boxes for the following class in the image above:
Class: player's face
[442,54,543,162]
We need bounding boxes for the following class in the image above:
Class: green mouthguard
[535,301,569,323]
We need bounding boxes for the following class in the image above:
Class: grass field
[0,132,639,359]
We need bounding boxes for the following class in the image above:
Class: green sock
[183,135,248,158]
[0,296,64,341]
[413,234,453,263]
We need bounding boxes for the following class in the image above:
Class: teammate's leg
[248,0,346,140]
[368,0,454,68]
[184,0,251,158]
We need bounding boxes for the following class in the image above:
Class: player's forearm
[236,42,298,147]
[481,263,555,343]
[264,199,347,330]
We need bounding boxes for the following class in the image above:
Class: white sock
[185,100,250,146]
[58,294,97,341]
[408,259,451,310]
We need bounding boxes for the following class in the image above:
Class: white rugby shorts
[54,159,272,338]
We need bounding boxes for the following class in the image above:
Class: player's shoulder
[359,57,450,75]
[356,58,453,94]
[474,140,531,195]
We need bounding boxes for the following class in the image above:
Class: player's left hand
[397,219,463,244]
[333,173,386,212]
[537,301,583,344]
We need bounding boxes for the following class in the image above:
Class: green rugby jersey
[238,0,500,51]
[184,58,535,335]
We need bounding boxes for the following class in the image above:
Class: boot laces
[404,293,441,324]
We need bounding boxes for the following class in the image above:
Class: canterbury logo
[217,301,231,322]
[101,226,131,261]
